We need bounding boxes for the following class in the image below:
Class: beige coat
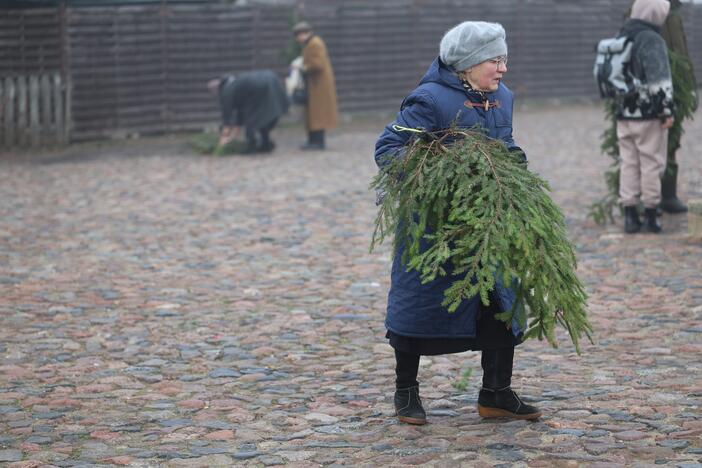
[303,35,338,131]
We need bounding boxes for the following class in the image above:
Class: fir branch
[371,129,592,352]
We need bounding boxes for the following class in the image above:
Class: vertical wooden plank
[3,78,15,147]
[17,76,27,146]
[29,75,41,147]
[53,73,64,145]
[0,79,4,147]
[41,74,52,145]
[64,75,71,144]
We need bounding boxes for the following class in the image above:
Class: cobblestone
[1,103,701,466]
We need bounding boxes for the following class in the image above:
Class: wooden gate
[0,73,69,148]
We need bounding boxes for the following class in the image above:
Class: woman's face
[460,56,507,92]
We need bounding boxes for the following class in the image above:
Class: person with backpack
[623,0,698,214]
[617,0,674,234]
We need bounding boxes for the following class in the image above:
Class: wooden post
[53,73,64,145]
[29,75,41,147]
[63,75,71,144]
[689,199,702,240]
[41,74,52,146]
[17,77,27,147]
[3,78,15,148]
[0,80,3,146]
[0,80,4,147]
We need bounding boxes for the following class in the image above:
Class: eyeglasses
[488,56,508,67]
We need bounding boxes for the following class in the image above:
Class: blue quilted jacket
[375,57,523,339]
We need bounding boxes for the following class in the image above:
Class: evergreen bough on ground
[371,128,592,352]
[589,49,698,224]
[190,133,249,156]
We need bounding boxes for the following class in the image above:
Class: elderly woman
[375,21,541,425]
[292,21,338,150]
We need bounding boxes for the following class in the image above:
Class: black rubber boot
[624,205,642,234]
[258,131,275,153]
[301,130,325,150]
[244,129,259,155]
[660,163,687,213]
[394,386,426,425]
[644,207,662,233]
[478,348,541,420]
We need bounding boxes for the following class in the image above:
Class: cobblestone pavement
[1,103,701,467]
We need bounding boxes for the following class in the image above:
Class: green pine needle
[371,129,593,353]
[189,133,248,156]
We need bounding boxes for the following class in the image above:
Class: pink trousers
[617,119,668,208]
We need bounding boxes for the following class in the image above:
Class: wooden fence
[0,73,68,147]
[1,0,701,146]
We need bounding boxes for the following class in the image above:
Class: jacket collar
[418,57,499,102]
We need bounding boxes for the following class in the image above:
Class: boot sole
[477,404,542,420]
[660,202,687,213]
[397,414,427,425]
[661,207,687,214]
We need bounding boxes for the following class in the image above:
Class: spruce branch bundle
[190,133,248,156]
[371,129,592,352]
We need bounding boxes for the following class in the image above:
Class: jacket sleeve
[303,38,328,74]
[496,87,525,160]
[502,92,518,152]
[374,92,438,168]
[638,33,675,117]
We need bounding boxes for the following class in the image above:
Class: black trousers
[245,118,278,151]
[395,347,514,390]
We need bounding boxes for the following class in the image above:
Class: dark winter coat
[219,70,289,131]
[661,1,697,107]
[374,57,523,340]
[616,19,674,120]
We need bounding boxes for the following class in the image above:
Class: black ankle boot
[644,207,662,233]
[478,386,542,420]
[660,163,687,213]
[624,205,642,234]
[479,348,541,420]
[301,130,325,150]
[394,386,426,425]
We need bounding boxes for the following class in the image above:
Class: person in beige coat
[293,21,338,150]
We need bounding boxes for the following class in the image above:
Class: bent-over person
[208,70,289,154]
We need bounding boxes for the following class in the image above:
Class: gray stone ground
[1,102,701,467]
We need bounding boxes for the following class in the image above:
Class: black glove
[509,146,528,166]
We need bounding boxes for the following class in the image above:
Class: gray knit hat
[292,21,313,34]
[439,21,507,71]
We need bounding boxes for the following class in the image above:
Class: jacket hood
[620,17,661,37]
[418,58,466,92]
[630,0,670,26]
